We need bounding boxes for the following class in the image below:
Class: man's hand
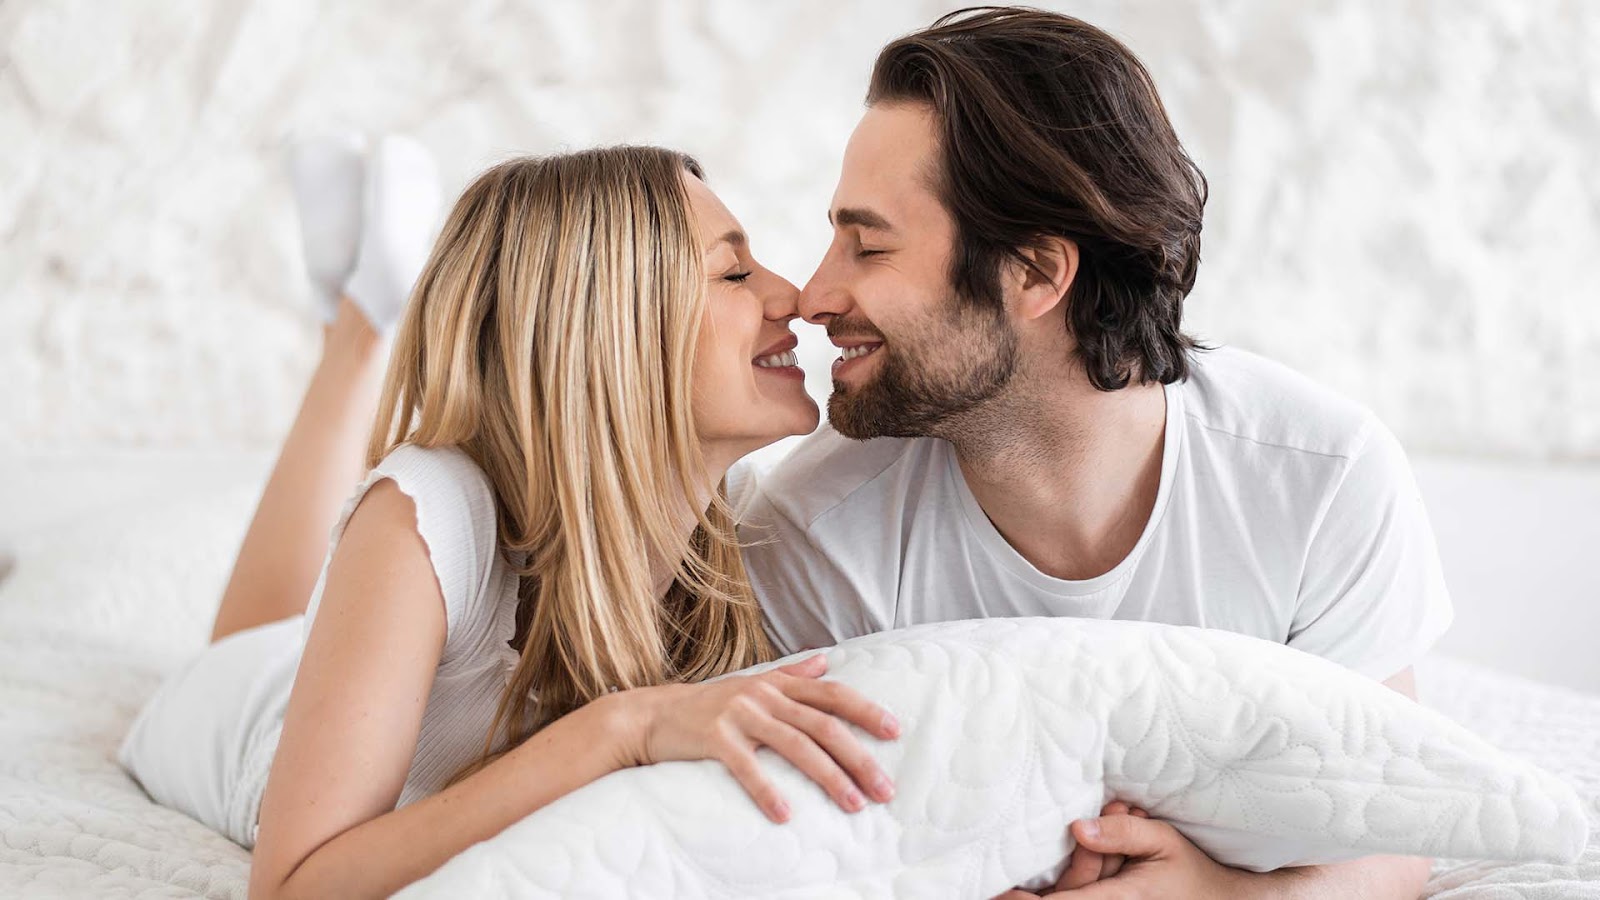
[992,811,1245,899]
[1054,802,1148,889]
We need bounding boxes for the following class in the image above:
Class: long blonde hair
[365,146,776,785]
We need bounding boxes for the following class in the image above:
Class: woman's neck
[650,447,734,598]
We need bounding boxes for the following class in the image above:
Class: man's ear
[1009,236,1079,322]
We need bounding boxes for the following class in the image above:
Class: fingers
[779,672,901,741]
[1100,806,1149,878]
[1097,800,1148,819]
[716,740,791,824]
[775,653,828,678]
[1071,814,1175,859]
[744,714,873,813]
[770,695,895,803]
[1085,801,1131,881]
[1099,847,1126,881]
[1054,842,1105,890]
[712,658,903,824]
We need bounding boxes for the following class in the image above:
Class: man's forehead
[831,102,940,222]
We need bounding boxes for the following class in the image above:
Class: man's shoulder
[1181,346,1379,461]
[740,425,937,532]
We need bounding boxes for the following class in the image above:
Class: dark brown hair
[868,6,1207,390]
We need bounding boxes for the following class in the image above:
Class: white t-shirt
[730,346,1453,682]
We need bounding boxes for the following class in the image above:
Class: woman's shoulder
[360,443,508,657]
[368,441,493,517]
[374,442,491,492]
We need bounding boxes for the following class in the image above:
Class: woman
[117,137,900,900]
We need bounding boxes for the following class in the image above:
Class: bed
[1,453,1596,898]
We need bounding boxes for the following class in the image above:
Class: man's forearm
[1238,855,1431,900]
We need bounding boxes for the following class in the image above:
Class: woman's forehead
[684,174,743,250]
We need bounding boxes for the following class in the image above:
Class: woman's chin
[744,402,822,454]
[789,396,822,437]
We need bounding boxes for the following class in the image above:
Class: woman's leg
[209,299,387,644]
[208,132,439,644]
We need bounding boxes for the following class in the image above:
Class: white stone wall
[3,0,1596,458]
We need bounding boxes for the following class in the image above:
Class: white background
[2,0,1596,688]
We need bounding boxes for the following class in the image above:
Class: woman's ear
[1008,237,1079,322]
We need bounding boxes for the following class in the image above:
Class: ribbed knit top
[289,442,526,807]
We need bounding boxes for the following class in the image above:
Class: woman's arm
[264,680,633,899]
[249,479,899,900]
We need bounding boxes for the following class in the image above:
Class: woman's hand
[612,653,900,823]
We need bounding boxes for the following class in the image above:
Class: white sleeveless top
[273,443,527,809]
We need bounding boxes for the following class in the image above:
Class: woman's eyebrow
[704,229,748,252]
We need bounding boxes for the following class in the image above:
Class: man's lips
[827,332,884,349]
[832,338,884,373]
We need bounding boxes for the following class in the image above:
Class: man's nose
[799,254,849,325]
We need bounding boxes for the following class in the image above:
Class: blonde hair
[365,146,777,786]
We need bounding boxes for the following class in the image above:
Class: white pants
[117,615,305,848]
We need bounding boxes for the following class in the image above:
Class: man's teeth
[839,344,881,361]
[754,350,800,368]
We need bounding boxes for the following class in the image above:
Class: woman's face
[684,173,820,472]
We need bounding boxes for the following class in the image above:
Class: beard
[828,293,1020,440]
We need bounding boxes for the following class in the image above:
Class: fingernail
[1080,819,1100,840]
[873,775,895,801]
[845,789,865,811]
[881,712,900,736]
[772,800,790,822]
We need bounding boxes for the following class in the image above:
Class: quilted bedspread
[0,610,1596,898]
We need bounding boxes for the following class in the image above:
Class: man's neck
[943,367,1168,583]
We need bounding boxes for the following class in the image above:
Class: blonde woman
[117,138,900,900]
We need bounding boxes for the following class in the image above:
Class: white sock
[343,134,442,334]
[285,129,367,322]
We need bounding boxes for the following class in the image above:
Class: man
[732,7,1454,898]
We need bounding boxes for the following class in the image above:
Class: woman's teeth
[839,344,881,361]
[754,350,800,368]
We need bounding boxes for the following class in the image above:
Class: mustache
[825,317,886,342]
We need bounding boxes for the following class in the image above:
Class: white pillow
[400,617,1589,899]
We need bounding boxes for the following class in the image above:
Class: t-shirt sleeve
[1286,418,1454,681]
[729,462,888,656]
[363,445,505,664]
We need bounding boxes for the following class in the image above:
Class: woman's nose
[764,272,803,321]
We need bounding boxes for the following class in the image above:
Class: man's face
[801,102,1018,440]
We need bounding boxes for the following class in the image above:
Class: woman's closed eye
[723,270,753,284]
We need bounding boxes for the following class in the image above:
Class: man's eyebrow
[704,229,747,252]
[828,207,896,233]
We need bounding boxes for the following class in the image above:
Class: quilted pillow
[399,617,1589,899]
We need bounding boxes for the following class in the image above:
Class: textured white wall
[3,0,1597,458]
